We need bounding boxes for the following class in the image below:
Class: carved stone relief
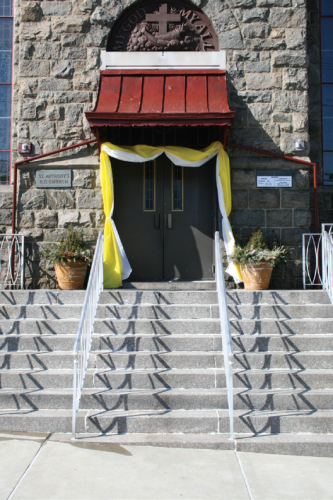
[107,1,219,52]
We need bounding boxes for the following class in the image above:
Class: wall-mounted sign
[257,170,292,188]
[36,170,71,188]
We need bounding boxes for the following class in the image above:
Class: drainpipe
[227,141,319,233]
[11,138,97,282]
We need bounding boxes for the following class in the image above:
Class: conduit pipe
[227,140,319,233]
[11,138,97,280]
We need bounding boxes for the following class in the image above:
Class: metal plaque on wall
[256,170,293,188]
[36,170,72,188]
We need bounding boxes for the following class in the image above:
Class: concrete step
[99,290,218,305]
[232,351,333,370]
[230,318,333,335]
[0,290,86,305]
[228,304,333,320]
[0,302,329,322]
[98,290,330,306]
[97,318,333,336]
[0,305,83,320]
[232,334,333,352]
[0,334,77,352]
[0,408,85,433]
[52,432,333,457]
[94,333,333,354]
[1,388,332,411]
[3,333,333,354]
[0,319,80,335]
[234,433,333,457]
[88,350,333,371]
[0,408,332,435]
[0,351,244,371]
[2,367,331,391]
[92,317,302,336]
[0,388,224,411]
[0,369,90,389]
[100,349,333,371]
[99,304,333,320]
[100,304,219,320]
[234,368,333,390]
[226,290,330,305]
[121,281,216,290]
[85,409,333,435]
[0,352,75,370]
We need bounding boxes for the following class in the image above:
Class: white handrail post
[214,231,234,440]
[72,231,104,440]
[72,356,78,439]
[20,235,24,290]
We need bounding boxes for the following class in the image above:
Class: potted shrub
[230,229,287,290]
[40,226,93,290]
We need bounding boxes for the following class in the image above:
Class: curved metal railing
[302,224,333,304]
[214,231,234,439]
[0,234,24,288]
[72,231,104,439]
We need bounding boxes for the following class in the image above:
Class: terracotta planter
[240,262,273,290]
[54,261,88,290]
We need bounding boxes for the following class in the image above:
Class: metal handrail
[0,234,24,288]
[322,230,333,304]
[72,231,104,439]
[214,231,234,439]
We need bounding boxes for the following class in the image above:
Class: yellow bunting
[100,141,238,288]
[100,149,123,288]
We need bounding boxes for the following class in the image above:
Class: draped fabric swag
[100,141,242,288]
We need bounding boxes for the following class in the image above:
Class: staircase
[0,286,333,456]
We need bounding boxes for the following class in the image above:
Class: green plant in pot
[40,225,93,290]
[230,229,287,290]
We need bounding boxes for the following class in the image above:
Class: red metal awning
[86,69,234,128]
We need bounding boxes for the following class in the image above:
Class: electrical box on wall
[292,139,305,152]
[18,141,32,155]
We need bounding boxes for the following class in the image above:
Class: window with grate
[321,0,333,184]
[0,0,12,184]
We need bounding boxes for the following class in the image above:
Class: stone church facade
[0,0,327,288]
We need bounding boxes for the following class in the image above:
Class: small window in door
[172,164,184,211]
[143,161,155,211]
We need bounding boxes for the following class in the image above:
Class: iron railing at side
[72,231,104,439]
[214,231,234,439]
[302,233,322,289]
[0,234,24,289]
[302,224,333,303]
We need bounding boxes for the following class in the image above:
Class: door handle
[165,213,172,229]
[154,214,160,230]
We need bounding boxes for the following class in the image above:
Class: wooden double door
[112,155,216,281]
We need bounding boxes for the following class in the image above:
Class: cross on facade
[146,3,181,35]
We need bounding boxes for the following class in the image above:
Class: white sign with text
[257,175,292,188]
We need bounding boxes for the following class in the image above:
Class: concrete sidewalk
[1,433,333,500]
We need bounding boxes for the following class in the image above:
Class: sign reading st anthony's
[36,170,72,188]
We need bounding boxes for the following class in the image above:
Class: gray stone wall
[13,0,309,161]
[9,0,318,289]
[229,159,310,289]
[18,166,103,288]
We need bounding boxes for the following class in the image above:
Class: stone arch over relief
[107,0,219,52]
